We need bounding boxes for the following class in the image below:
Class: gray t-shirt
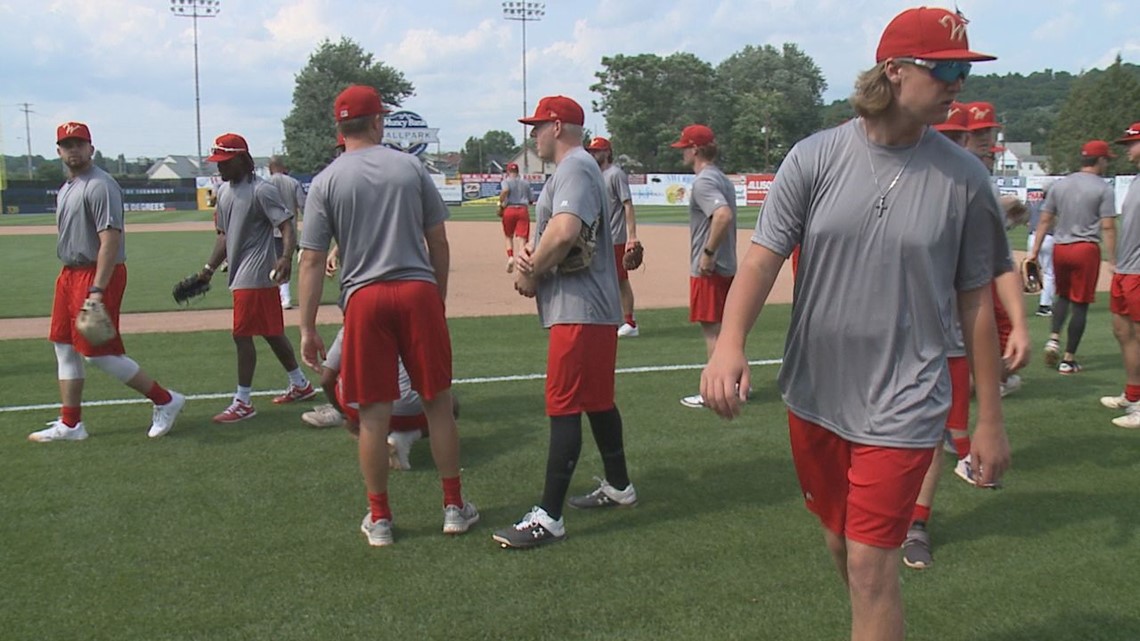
[500,176,531,206]
[301,145,450,307]
[1043,172,1117,245]
[214,176,292,290]
[55,166,126,267]
[1026,198,1052,237]
[533,146,622,328]
[753,120,1011,448]
[267,173,306,239]
[1117,179,1140,274]
[689,164,738,276]
[602,164,633,244]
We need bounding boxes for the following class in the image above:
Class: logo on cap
[969,106,991,120]
[939,14,968,42]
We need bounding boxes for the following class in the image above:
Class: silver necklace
[862,121,925,217]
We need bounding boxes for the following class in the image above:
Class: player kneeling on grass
[30,121,185,443]
[493,96,638,551]
[197,133,315,424]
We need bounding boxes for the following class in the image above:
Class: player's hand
[1026,252,1037,264]
[88,290,104,302]
[271,257,291,283]
[970,418,1010,489]
[1002,323,1031,373]
[701,346,751,419]
[625,238,639,253]
[325,254,339,277]
[515,243,536,275]
[199,269,214,283]
[698,253,715,276]
[514,272,537,298]
[300,328,326,372]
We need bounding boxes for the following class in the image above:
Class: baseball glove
[557,220,598,274]
[173,273,211,305]
[1021,258,1042,294]
[76,298,116,346]
[623,242,644,271]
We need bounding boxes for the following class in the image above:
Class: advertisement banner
[460,173,544,203]
[630,174,695,206]
[745,174,777,207]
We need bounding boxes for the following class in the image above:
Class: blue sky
[1,0,1136,161]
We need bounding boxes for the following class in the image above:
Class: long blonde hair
[850,62,893,118]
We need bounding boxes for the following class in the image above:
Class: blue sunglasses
[897,57,971,83]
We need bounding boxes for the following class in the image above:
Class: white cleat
[29,419,89,443]
[617,323,639,337]
[148,391,186,438]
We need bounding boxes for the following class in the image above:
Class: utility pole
[19,103,33,178]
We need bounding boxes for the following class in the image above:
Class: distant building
[994,141,1048,177]
[507,146,552,175]
[146,154,271,180]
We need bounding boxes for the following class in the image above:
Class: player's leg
[902,451,940,569]
[787,411,852,579]
[1039,234,1056,311]
[302,327,345,428]
[510,208,530,273]
[683,275,730,407]
[33,268,89,441]
[1046,244,1073,366]
[1060,243,1099,372]
[614,244,638,337]
[1107,275,1140,427]
[847,541,905,641]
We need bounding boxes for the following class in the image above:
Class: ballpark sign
[382,111,439,156]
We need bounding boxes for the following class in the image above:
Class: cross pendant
[874,196,887,217]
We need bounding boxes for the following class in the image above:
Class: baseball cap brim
[519,116,554,126]
[913,49,997,62]
[206,151,240,163]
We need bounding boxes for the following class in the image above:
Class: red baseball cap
[933,101,969,132]
[519,95,585,126]
[206,133,249,163]
[670,125,715,148]
[965,102,1000,131]
[586,136,612,151]
[335,85,388,122]
[876,7,996,63]
[1081,140,1115,159]
[1115,122,1140,145]
[506,162,519,171]
[57,121,92,144]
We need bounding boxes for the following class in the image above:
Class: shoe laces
[513,509,539,530]
[586,476,611,498]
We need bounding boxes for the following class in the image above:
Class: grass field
[3,303,1140,640]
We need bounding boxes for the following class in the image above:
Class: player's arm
[624,200,638,244]
[1102,216,1118,270]
[425,222,450,301]
[528,212,582,275]
[1029,210,1054,260]
[90,229,122,300]
[200,232,227,282]
[993,269,1030,372]
[958,283,1010,488]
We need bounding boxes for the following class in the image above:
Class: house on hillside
[507,147,552,175]
[994,142,1048,177]
[146,155,272,180]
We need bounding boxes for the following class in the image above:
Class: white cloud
[1032,12,1078,42]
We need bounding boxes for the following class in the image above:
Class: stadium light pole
[502,1,544,174]
[169,0,221,176]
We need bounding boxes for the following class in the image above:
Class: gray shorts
[324,327,423,416]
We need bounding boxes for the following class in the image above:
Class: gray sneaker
[442,501,480,534]
[568,477,638,509]
[902,523,933,569]
[1044,339,1061,367]
[492,506,566,550]
[360,512,394,547]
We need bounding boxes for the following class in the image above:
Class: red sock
[912,504,931,525]
[368,492,391,523]
[506,248,514,257]
[61,406,81,428]
[442,476,463,508]
[624,315,636,327]
[146,382,173,406]
[1126,384,1140,402]
[953,435,971,460]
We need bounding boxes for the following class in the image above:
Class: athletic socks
[911,505,931,525]
[235,385,253,404]
[286,368,308,389]
[623,315,637,328]
[146,382,173,406]
[1127,384,1140,403]
[540,415,583,521]
[506,248,514,258]
[368,492,392,522]
[586,407,631,490]
[61,405,81,428]
[952,433,971,460]
[442,476,463,508]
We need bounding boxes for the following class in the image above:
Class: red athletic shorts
[335,375,428,433]
[791,245,801,275]
[546,324,618,416]
[689,274,734,323]
[341,280,452,407]
[946,356,969,430]
[501,205,530,239]
[991,284,1012,352]
[50,263,127,357]
[787,411,934,548]
[232,288,285,337]
[1053,241,1101,304]
[1110,273,1140,322]
[614,244,629,282]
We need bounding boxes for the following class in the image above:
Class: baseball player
[1028,139,1118,374]
[298,85,477,547]
[674,124,738,408]
[492,95,636,550]
[1100,122,1140,428]
[29,121,186,442]
[701,8,1009,638]
[1026,184,1056,317]
[267,156,306,309]
[498,162,532,273]
[587,136,642,337]
[196,133,315,424]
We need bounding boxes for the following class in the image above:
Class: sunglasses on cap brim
[211,145,246,155]
[896,57,971,83]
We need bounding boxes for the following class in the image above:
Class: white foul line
[0,358,782,414]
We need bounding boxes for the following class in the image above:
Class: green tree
[1047,56,1140,174]
[592,52,717,172]
[282,37,414,173]
[458,130,519,173]
[712,43,827,172]
[35,159,64,182]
